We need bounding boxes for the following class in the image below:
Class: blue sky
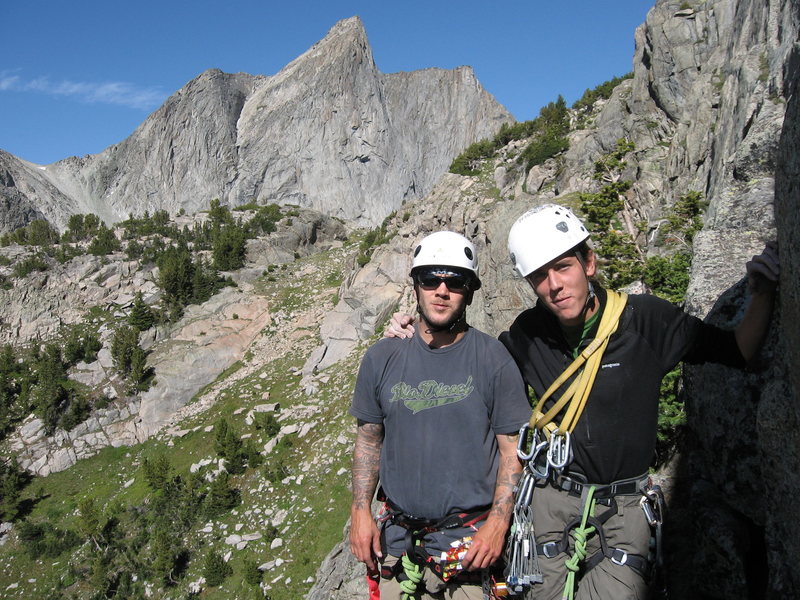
[1,0,653,165]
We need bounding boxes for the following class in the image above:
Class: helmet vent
[413,245,422,257]
[556,221,569,233]
[464,247,473,260]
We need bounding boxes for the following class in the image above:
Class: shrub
[254,412,281,438]
[644,253,692,304]
[356,224,393,267]
[62,325,102,365]
[572,74,633,112]
[17,520,81,558]
[203,550,232,587]
[13,254,49,278]
[87,225,121,256]
[449,138,497,176]
[243,556,263,585]
[58,396,91,431]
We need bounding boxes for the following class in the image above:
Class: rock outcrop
[0,17,511,232]
[308,0,799,598]
[2,208,347,475]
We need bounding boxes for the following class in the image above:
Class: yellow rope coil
[531,291,628,437]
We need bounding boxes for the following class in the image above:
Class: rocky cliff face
[1,0,797,597]
[308,0,799,598]
[0,17,511,231]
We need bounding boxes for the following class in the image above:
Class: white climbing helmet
[410,231,481,289]
[508,204,590,277]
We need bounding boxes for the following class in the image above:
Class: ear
[584,249,597,278]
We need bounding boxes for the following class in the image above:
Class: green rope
[400,549,424,599]
[562,486,597,600]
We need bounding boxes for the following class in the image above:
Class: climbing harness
[507,472,664,598]
[376,495,508,599]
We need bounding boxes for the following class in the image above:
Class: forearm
[350,420,385,570]
[736,241,779,363]
[462,432,522,570]
[735,290,776,363]
[485,432,523,528]
[351,420,384,512]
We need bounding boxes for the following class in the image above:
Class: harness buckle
[540,541,560,559]
[610,548,628,566]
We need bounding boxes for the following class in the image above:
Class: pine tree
[142,453,172,492]
[202,550,232,587]
[111,325,139,376]
[206,472,239,515]
[128,293,155,332]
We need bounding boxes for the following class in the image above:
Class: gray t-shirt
[350,327,531,555]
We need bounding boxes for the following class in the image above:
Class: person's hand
[746,241,779,295]
[349,508,382,575]
[383,312,416,339]
[459,518,506,571]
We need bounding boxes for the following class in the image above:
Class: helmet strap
[574,250,597,319]
[416,302,468,335]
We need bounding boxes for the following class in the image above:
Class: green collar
[561,309,601,358]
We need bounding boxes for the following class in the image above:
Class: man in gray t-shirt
[349,231,531,599]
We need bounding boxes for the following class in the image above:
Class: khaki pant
[525,482,651,600]
[379,554,485,600]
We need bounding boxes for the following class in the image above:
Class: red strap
[367,574,380,600]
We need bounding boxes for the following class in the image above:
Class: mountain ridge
[0,16,511,231]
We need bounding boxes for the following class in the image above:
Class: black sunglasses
[415,274,470,292]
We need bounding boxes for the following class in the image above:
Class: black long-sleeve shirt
[499,286,744,483]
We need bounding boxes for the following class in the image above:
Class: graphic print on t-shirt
[389,376,474,414]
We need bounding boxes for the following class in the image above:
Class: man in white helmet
[386,205,779,599]
[349,231,532,599]
[503,204,778,599]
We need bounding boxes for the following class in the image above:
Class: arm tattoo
[489,433,522,522]
[351,420,385,511]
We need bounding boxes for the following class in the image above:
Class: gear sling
[507,290,665,598]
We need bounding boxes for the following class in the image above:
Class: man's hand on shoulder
[384,312,416,339]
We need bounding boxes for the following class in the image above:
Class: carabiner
[516,424,535,460]
[547,431,572,471]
